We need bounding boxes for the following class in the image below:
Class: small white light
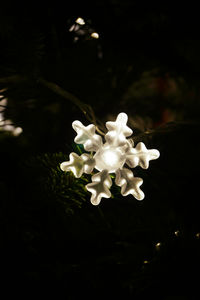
[0,98,7,112]
[0,115,4,123]
[155,242,161,249]
[75,17,85,25]
[174,230,180,237]
[0,97,23,136]
[73,36,79,42]
[195,233,200,239]
[69,24,75,32]
[13,127,23,136]
[91,32,99,39]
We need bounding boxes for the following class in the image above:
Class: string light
[68,17,100,45]
[195,233,200,239]
[140,230,199,271]
[155,242,161,249]
[91,32,99,39]
[174,230,180,237]
[75,17,85,25]
[60,112,160,205]
[0,95,23,136]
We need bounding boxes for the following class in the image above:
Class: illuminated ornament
[60,113,160,205]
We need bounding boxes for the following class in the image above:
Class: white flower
[60,113,160,205]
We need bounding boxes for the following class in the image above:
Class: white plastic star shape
[60,113,160,205]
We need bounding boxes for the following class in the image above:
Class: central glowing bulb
[94,145,126,173]
[103,150,118,165]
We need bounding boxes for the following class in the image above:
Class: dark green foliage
[32,152,90,214]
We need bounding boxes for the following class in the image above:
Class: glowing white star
[60,113,160,205]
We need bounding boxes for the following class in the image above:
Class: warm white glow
[0,97,22,136]
[13,127,23,136]
[103,150,118,165]
[174,230,180,236]
[60,112,160,205]
[91,32,99,39]
[94,146,125,173]
[74,37,79,42]
[69,24,75,32]
[0,98,7,112]
[75,17,85,25]
[155,242,161,249]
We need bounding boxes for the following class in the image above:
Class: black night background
[0,2,200,299]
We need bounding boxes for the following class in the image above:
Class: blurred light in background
[91,32,99,39]
[0,92,23,136]
[75,17,85,25]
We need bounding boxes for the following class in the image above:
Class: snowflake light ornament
[60,113,160,205]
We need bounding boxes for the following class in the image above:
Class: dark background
[0,2,200,299]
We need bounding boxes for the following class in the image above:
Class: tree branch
[0,75,106,135]
[38,77,106,135]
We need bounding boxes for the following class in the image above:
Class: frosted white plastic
[60,113,160,205]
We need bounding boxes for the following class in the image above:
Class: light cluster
[60,113,160,205]
[0,92,23,136]
[69,17,100,42]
